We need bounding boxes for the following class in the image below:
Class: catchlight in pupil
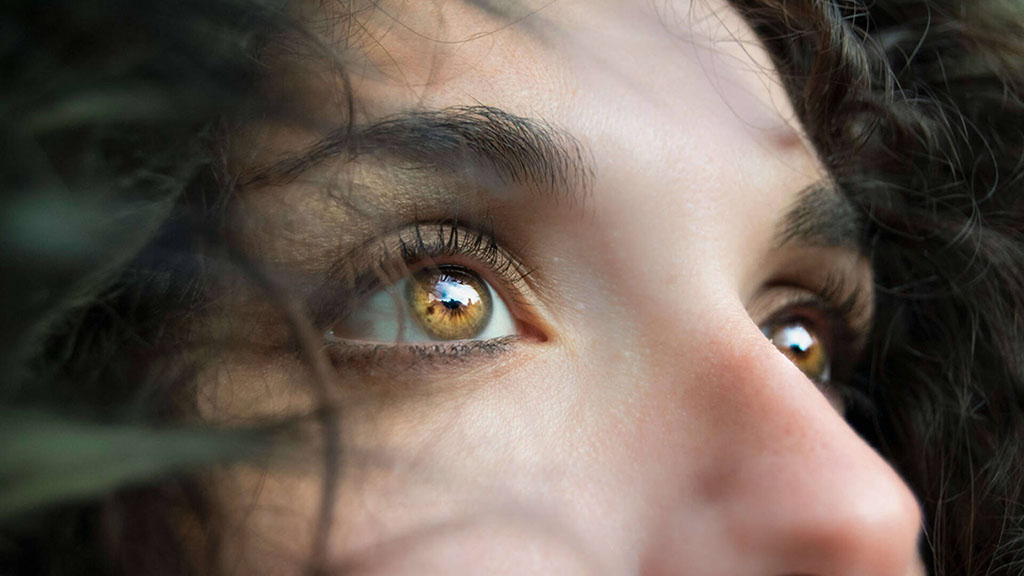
[326,256,519,346]
[407,266,493,340]
[764,321,831,383]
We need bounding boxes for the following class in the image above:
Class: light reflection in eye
[329,265,517,344]
[407,267,494,340]
[762,321,831,383]
[430,276,484,307]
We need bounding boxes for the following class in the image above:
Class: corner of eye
[516,315,552,344]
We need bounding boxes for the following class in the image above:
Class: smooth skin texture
[198,1,926,574]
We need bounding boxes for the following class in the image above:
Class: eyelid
[758,285,867,345]
[761,293,858,357]
[752,254,873,327]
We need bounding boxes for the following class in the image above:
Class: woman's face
[201,0,924,574]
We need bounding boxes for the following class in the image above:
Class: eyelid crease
[309,220,537,336]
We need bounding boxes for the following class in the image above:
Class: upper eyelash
[818,272,874,378]
[315,223,874,378]
[768,270,871,338]
[762,270,873,385]
[815,271,872,338]
[396,220,532,290]
[309,219,532,330]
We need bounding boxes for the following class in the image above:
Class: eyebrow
[255,105,860,250]
[255,105,594,208]
[776,182,864,251]
[357,106,594,206]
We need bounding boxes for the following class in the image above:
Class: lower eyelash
[324,335,519,369]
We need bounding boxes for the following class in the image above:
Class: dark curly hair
[1,0,1021,575]
[734,1,1024,573]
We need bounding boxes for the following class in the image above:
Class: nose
[641,313,923,576]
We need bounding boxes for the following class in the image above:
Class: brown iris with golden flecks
[764,321,830,382]
[406,265,493,340]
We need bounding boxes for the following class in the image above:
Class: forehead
[340,0,800,132]
[246,0,827,287]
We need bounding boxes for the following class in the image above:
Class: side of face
[198,1,924,574]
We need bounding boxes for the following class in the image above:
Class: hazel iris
[764,321,830,383]
[406,266,493,340]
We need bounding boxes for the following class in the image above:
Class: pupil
[433,275,479,312]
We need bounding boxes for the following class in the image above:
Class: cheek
[198,352,643,573]
[194,354,316,422]
[339,521,599,576]
[217,463,601,576]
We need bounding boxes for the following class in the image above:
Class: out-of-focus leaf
[0,411,265,520]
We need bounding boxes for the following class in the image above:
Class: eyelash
[763,273,872,405]
[315,221,873,392]
[315,220,534,361]
[395,220,532,296]
[324,336,520,368]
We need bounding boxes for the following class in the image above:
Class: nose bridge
[640,308,923,576]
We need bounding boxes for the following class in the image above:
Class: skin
[196,1,926,574]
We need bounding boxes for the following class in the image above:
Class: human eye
[321,221,540,364]
[754,273,872,410]
[330,264,515,343]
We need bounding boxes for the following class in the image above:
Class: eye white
[331,276,516,343]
